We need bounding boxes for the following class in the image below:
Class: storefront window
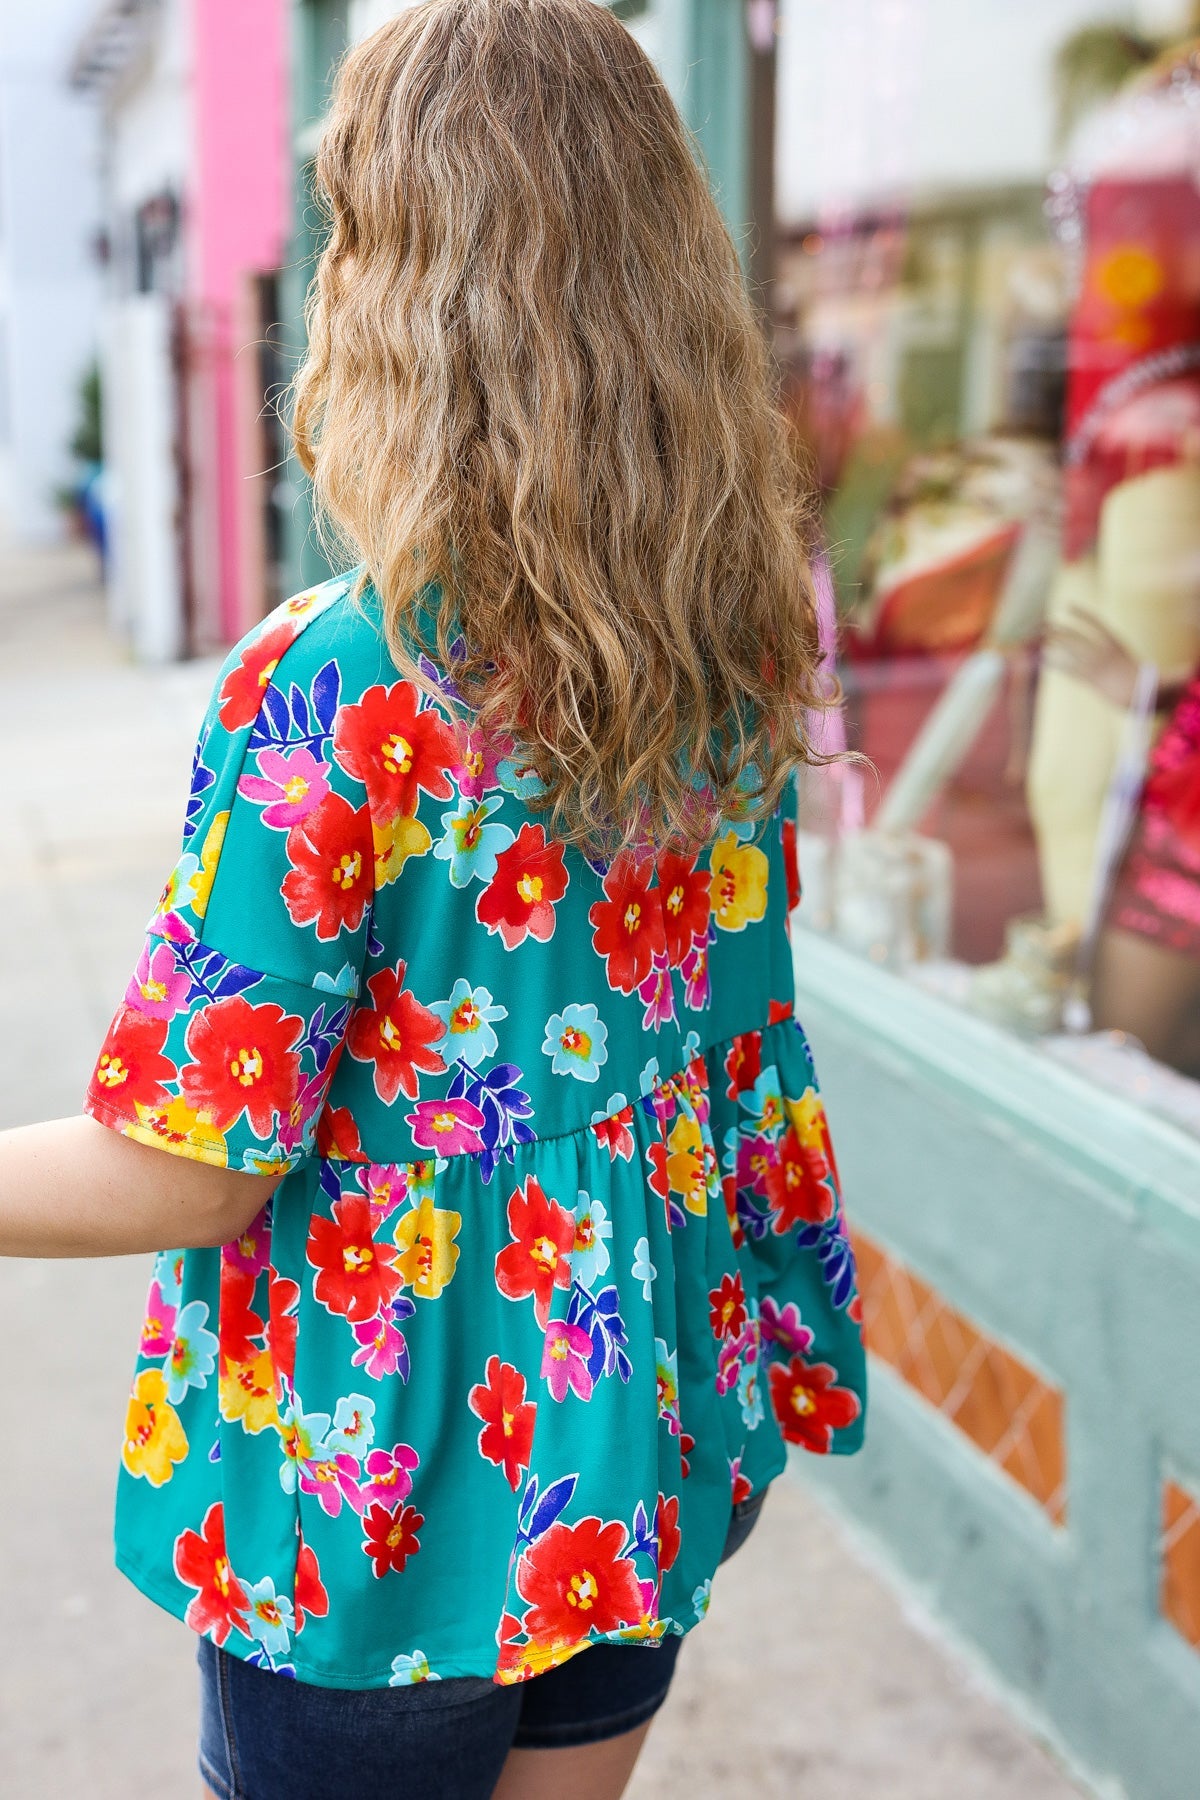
[779,7,1200,1138]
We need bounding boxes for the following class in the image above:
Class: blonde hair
[293,0,829,853]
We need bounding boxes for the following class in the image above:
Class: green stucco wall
[793,932,1200,1800]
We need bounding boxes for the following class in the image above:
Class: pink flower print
[452,722,513,800]
[541,1320,595,1403]
[237,747,331,829]
[638,953,677,1033]
[125,940,192,1021]
[363,1163,408,1224]
[363,1442,421,1508]
[222,1206,272,1280]
[681,934,711,1011]
[759,1297,814,1358]
[297,1450,364,1518]
[139,1278,177,1356]
[405,1097,486,1157]
[350,1298,415,1380]
[716,1336,742,1396]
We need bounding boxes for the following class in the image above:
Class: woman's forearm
[0,1116,280,1258]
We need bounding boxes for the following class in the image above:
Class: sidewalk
[0,544,1088,1799]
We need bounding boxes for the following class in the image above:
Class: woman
[0,4,865,1795]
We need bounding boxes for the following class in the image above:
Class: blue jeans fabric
[199,1488,767,1800]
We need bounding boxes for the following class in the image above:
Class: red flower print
[768,1354,861,1453]
[767,997,794,1025]
[307,1194,401,1323]
[293,1539,329,1632]
[316,1103,369,1162]
[591,1100,635,1161]
[782,815,801,914]
[218,622,300,731]
[679,1430,695,1479]
[476,823,569,950]
[723,1028,762,1100]
[346,962,446,1105]
[768,1125,835,1232]
[495,1176,576,1328]
[708,1271,747,1341]
[90,1009,175,1114]
[218,1260,264,1370]
[516,1517,643,1646]
[265,1269,300,1394]
[656,852,711,967]
[180,996,303,1138]
[173,1502,249,1646]
[656,1493,680,1574]
[334,680,457,823]
[282,792,373,940]
[362,1501,424,1578]
[469,1356,537,1491]
[588,855,665,994]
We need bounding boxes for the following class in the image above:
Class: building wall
[775,0,1195,225]
[0,0,102,543]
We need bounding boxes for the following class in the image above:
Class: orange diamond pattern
[1162,1480,1200,1649]
[852,1231,1068,1524]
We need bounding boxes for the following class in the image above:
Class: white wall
[0,0,103,542]
[775,0,1181,225]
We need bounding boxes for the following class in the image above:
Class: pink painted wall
[190,0,290,641]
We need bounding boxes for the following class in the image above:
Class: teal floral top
[86,572,866,1689]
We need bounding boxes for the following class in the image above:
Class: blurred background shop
[3,2,1200,1796]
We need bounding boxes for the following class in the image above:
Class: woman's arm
[0,1116,280,1259]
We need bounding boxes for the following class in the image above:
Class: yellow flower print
[666,1113,708,1216]
[785,1088,824,1144]
[710,832,769,932]
[153,857,201,924]
[122,1368,188,1486]
[374,812,432,887]
[394,1197,462,1299]
[127,1096,227,1165]
[220,1351,282,1435]
[192,811,229,920]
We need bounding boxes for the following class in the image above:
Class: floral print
[86,572,866,1689]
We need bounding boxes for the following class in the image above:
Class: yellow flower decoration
[192,810,229,920]
[666,1113,708,1216]
[374,811,432,887]
[784,1087,827,1146]
[122,1368,188,1486]
[127,1096,227,1165]
[710,832,769,932]
[220,1351,282,1435]
[394,1197,462,1299]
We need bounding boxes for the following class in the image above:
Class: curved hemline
[113,1461,801,1691]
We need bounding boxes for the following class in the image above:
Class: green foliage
[69,362,103,466]
[1051,25,1157,147]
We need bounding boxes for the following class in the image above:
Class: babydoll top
[85,571,866,1689]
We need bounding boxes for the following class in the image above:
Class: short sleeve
[85,599,375,1173]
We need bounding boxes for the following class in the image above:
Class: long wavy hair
[293,0,830,854]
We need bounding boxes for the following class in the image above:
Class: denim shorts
[199,1487,768,1800]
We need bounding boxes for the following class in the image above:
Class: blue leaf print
[289,682,311,737]
[527,1473,578,1543]
[311,658,341,733]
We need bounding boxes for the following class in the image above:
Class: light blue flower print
[632,1236,656,1302]
[638,1056,660,1098]
[390,1650,442,1685]
[153,1247,184,1308]
[543,1003,607,1082]
[431,979,508,1068]
[326,1392,376,1457]
[496,753,548,801]
[433,796,515,887]
[243,1576,295,1660]
[692,1579,713,1621]
[742,1063,785,1140]
[314,962,360,999]
[277,1404,333,1495]
[737,1358,764,1430]
[682,1029,702,1064]
[572,1192,612,1288]
[163,1299,218,1404]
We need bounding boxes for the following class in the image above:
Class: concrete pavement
[0,542,1088,1798]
